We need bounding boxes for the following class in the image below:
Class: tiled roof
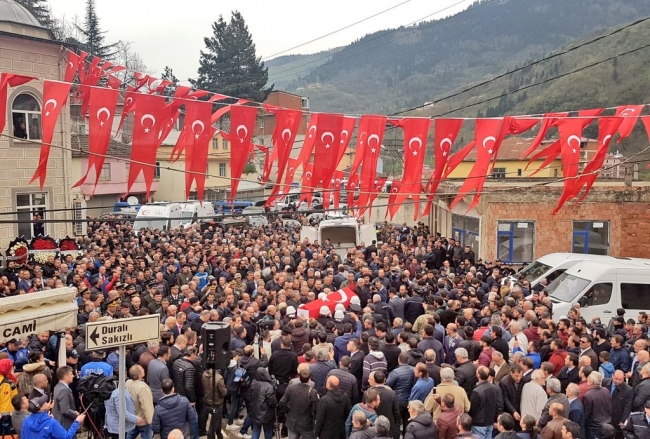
[71,134,131,158]
[463,136,598,161]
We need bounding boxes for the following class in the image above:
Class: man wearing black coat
[558,354,581,393]
[171,347,198,404]
[368,371,401,439]
[469,366,503,438]
[453,348,477,398]
[604,370,632,435]
[328,356,360,405]
[279,368,319,439]
[268,336,299,392]
[499,365,524,421]
[404,291,425,326]
[314,376,351,439]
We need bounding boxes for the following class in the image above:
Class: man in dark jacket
[328,356,360,405]
[171,347,197,405]
[249,369,278,439]
[623,400,650,439]
[315,376,351,439]
[469,366,502,439]
[403,291,424,325]
[583,372,612,439]
[280,368,319,439]
[453,348,477,398]
[152,379,198,439]
[310,349,337,396]
[369,371,401,439]
[500,365,523,421]
[632,363,650,412]
[606,370,633,436]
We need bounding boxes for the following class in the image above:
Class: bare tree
[112,41,153,88]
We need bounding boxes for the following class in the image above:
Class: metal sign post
[85,315,160,439]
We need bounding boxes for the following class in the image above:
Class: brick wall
[478,185,650,260]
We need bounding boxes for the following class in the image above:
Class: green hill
[266,48,341,90]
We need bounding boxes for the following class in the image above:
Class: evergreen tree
[75,0,118,60]
[191,11,272,102]
[160,66,179,96]
[14,0,55,30]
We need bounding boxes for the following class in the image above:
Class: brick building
[254,90,310,138]
[0,0,73,247]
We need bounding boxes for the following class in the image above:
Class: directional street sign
[85,314,160,350]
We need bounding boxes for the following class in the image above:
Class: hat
[6,338,19,345]
[614,316,625,325]
[349,296,361,312]
[146,281,158,288]
[319,306,330,316]
[334,310,345,320]
[335,304,345,312]
[208,275,215,280]
[286,306,296,318]
[234,273,242,278]
[66,348,79,359]
[114,282,125,290]
[106,298,120,307]
[318,293,327,300]
[28,394,50,414]
[91,350,106,358]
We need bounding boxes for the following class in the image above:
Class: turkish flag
[229,105,258,201]
[265,108,302,184]
[127,94,166,198]
[422,118,464,217]
[300,163,315,205]
[356,115,387,211]
[73,87,119,192]
[301,287,357,318]
[64,51,80,83]
[614,105,645,142]
[359,177,387,217]
[389,117,431,220]
[296,114,319,169]
[158,105,181,147]
[0,73,35,134]
[311,113,344,189]
[451,118,508,211]
[337,116,357,165]
[568,117,624,206]
[346,173,360,212]
[30,80,72,189]
[332,170,345,211]
[77,57,104,119]
[115,86,137,136]
[520,112,568,159]
[183,100,214,201]
[266,157,299,208]
[552,117,589,214]
[386,180,402,220]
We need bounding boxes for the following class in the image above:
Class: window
[578,282,613,308]
[491,168,506,179]
[554,168,559,178]
[72,200,84,236]
[301,97,310,109]
[16,192,47,239]
[621,283,650,310]
[497,221,534,263]
[99,163,111,181]
[205,163,209,176]
[154,162,161,178]
[223,139,229,150]
[12,93,41,140]
[212,138,219,150]
[572,221,609,255]
[219,163,226,177]
[517,169,522,177]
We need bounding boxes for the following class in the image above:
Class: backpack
[233,360,250,387]
[77,372,117,400]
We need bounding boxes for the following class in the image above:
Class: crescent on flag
[140,114,156,127]
[603,134,612,146]
[321,132,335,145]
[308,125,316,138]
[440,138,452,150]
[341,129,349,143]
[45,99,57,111]
[305,171,313,180]
[568,135,582,149]
[96,107,111,121]
[191,120,205,134]
[621,108,636,116]
[482,136,496,149]
[236,124,248,140]
[408,137,422,150]
[368,134,380,147]
[336,290,348,303]
[281,128,292,144]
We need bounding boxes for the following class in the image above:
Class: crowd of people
[0,216,648,439]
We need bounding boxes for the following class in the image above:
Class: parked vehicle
[113,201,141,212]
[179,201,215,229]
[133,202,183,233]
[300,218,376,258]
[213,200,253,214]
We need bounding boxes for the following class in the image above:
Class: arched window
[12,93,42,141]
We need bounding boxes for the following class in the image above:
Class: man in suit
[557,354,580,393]
[606,370,632,436]
[490,351,511,384]
[499,364,524,422]
[368,371,401,439]
[52,366,80,430]
[566,383,585,439]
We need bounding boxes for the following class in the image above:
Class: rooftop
[71,134,131,158]
[463,136,598,161]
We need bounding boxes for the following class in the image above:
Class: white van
[300,218,376,259]
[507,253,624,288]
[133,202,183,233]
[547,257,650,321]
[179,202,215,230]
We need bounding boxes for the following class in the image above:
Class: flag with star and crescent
[311,113,344,190]
[386,179,402,220]
[229,104,258,202]
[73,86,119,192]
[184,100,215,201]
[614,105,645,142]
[296,114,319,170]
[30,80,72,189]
[127,93,166,197]
[356,115,387,211]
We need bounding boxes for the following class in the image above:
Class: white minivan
[133,202,183,233]
[179,201,215,230]
[547,257,650,321]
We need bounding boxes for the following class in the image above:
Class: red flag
[346,173,360,212]
[332,170,344,211]
[552,117,589,214]
[311,113,344,189]
[229,105,258,201]
[30,80,72,189]
[422,118,464,217]
[360,177,387,217]
[0,73,35,134]
[301,287,357,318]
[357,116,387,210]
[183,100,214,200]
[300,163,315,205]
[568,117,624,206]
[386,180,402,220]
[520,112,568,159]
[73,87,119,192]
[77,51,88,82]
[266,156,300,208]
[127,94,166,198]
[388,117,431,220]
[614,105,645,142]
[64,51,80,83]
[264,108,302,184]
[296,114,319,169]
[107,75,122,90]
[337,116,357,165]
[450,118,508,211]
[350,115,383,177]
[115,86,137,136]
[158,106,181,146]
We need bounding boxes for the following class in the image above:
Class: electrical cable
[261,0,413,60]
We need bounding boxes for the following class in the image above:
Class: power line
[261,0,413,60]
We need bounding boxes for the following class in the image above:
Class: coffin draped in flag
[300,287,357,319]
[72,87,119,193]
[127,93,167,198]
[30,80,72,189]
[229,105,258,202]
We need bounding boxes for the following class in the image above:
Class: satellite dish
[127,196,139,206]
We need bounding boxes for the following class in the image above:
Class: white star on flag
[572,148,577,154]
[442,151,447,156]
[195,134,200,139]
[325,144,330,149]
[488,149,493,154]
[100,121,104,126]
[413,151,418,156]
[371,148,376,153]
[144,128,150,133]
[45,111,50,116]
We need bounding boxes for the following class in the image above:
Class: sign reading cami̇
[85,314,160,350]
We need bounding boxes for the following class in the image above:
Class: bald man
[314,376,350,439]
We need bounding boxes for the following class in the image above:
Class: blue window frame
[452,228,479,257]
[497,221,535,263]
[572,221,609,255]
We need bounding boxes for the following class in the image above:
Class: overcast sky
[48,0,470,81]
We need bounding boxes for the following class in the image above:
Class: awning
[0,288,78,343]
